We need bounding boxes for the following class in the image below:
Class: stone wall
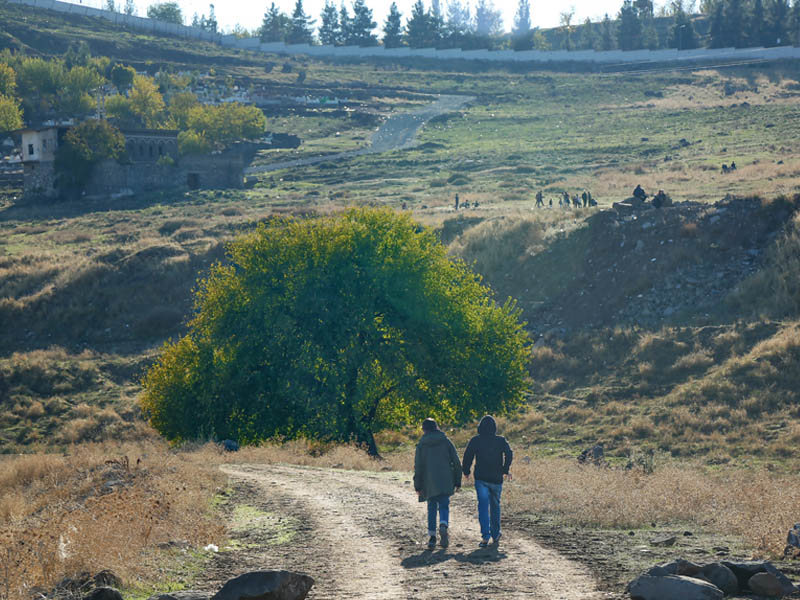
[84,153,246,196]
[23,162,57,198]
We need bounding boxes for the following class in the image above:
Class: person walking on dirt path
[414,418,462,550]
[462,415,513,548]
[454,194,460,210]
[535,190,544,207]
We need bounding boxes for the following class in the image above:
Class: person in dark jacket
[462,415,513,547]
[414,418,462,550]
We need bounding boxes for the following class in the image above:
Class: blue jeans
[427,494,450,536]
[474,479,503,540]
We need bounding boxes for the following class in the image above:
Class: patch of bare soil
[199,464,614,600]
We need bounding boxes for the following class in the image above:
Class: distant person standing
[454,193,460,210]
[535,190,544,207]
[414,418,462,550]
[462,415,513,548]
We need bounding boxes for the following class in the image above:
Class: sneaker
[492,532,502,545]
[427,536,436,550]
[439,524,449,548]
[478,539,490,548]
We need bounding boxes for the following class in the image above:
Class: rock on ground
[698,563,739,596]
[627,574,723,600]
[748,572,785,598]
[211,571,314,600]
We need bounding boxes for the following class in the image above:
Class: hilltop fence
[7,0,800,66]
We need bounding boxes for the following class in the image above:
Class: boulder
[722,560,798,596]
[211,571,314,600]
[84,588,124,600]
[748,573,785,598]
[627,575,723,600]
[698,563,739,596]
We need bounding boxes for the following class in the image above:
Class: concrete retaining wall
[7,0,800,66]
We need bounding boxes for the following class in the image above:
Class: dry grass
[0,442,226,600]
[504,458,799,557]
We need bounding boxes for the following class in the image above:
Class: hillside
[1,2,800,463]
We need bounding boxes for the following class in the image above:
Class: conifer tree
[405,0,432,47]
[339,2,352,44]
[261,3,290,42]
[669,1,698,49]
[617,0,643,50]
[765,0,789,45]
[707,0,726,47]
[382,2,404,47]
[752,0,768,46]
[319,0,340,45]
[724,0,747,47]
[349,0,378,45]
[598,13,616,50]
[475,0,503,37]
[578,17,597,50]
[287,0,315,44]
[513,0,531,36]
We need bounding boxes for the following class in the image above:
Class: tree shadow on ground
[401,546,507,569]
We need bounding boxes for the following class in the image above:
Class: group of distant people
[454,193,479,210]
[535,190,597,209]
[632,184,672,208]
[721,161,737,174]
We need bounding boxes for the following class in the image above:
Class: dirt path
[244,94,472,175]
[200,464,611,600]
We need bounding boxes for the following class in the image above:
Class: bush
[177,130,211,155]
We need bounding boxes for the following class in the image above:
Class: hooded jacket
[461,416,513,485]
[413,429,462,502]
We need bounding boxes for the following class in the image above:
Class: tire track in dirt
[217,464,609,600]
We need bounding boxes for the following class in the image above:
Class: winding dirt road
[201,464,611,600]
[244,94,472,175]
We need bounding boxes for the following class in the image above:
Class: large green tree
[141,209,531,454]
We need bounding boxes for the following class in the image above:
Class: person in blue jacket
[462,415,513,547]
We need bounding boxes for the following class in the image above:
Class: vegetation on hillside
[0,46,266,153]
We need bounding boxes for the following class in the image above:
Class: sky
[91,0,672,35]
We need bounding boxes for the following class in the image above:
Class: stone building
[19,124,255,198]
[19,124,71,197]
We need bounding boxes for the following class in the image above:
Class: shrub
[178,130,211,156]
